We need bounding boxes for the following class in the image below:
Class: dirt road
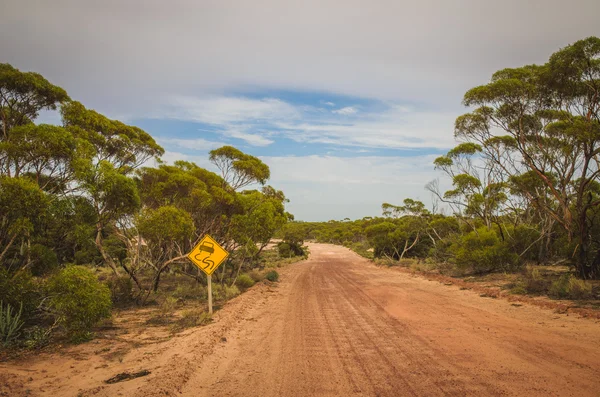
[3,243,600,396]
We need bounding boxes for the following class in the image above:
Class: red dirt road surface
[2,243,600,396]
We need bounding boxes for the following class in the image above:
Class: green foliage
[172,284,206,301]
[209,145,270,190]
[106,276,135,306]
[0,302,24,346]
[449,228,520,274]
[46,266,112,335]
[0,269,40,322]
[236,274,255,289]
[174,309,212,330]
[137,206,195,243]
[212,284,240,301]
[523,266,547,294]
[248,269,264,282]
[22,325,52,350]
[265,270,279,282]
[29,244,59,276]
[549,274,593,300]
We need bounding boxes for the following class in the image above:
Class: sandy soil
[2,243,600,396]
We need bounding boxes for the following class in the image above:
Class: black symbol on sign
[195,241,215,271]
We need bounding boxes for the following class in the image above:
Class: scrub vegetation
[279,37,600,303]
[0,63,304,350]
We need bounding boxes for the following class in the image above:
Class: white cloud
[263,154,448,220]
[156,137,225,151]
[222,128,274,146]
[4,0,598,118]
[332,106,358,115]
[164,96,300,125]
[155,94,458,150]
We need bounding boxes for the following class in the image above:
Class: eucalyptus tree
[60,101,163,274]
[453,37,600,278]
[209,145,270,190]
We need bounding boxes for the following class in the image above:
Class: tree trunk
[95,223,118,275]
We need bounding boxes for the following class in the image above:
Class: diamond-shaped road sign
[187,235,229,276]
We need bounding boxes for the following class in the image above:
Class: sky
[2,0,600,221]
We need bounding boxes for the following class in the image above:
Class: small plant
[159,296,178,316]
[549,274,593,300]
[236,274,255,289]
[524,266,547,294]
[248,269,264,282]
[567,276,593,300]
[173,309,212,330]
[265,270,279,282]
[106,276,135,306]
[212,284,240,301]
[23,326,52,350]
[0,301,24,347]
[173,284,206,301]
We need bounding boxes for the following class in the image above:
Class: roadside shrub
[159,296,178,316]
[0,268,40,322]
[23,325,52,350]
[278,242,292,258]
[549,274,593,300]
[212,284,240,301]
[248,269,264,282]
[524,266,547,294]
[173,283,206,301]
[449,228,520,274]
[0,302,24,347]
[46,266,112,337]
[567,277,593,300]
[106,275,135,306]
[278,241,304,258]
[173,309,212,330]
[236,274,255,289]
[265,270,279,282]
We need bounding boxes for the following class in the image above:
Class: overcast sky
[2,0,600,220]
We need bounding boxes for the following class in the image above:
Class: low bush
[106,275,135,306]
[46,266,112,338]
[549,274,593,300]
[173,309,212,330]
[212,284,240,301]
[449,228,520,274]
[277,241,304,258]
[248,269,264,282]
[524,266,547,294]
[0,268,41,322]
[22,325,51,350]
[265,270,279,282]
[236,274,255,289]
[172,283,206,301]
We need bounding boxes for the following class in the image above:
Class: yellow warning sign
[187,235,229,276]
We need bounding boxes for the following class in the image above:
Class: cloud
[154,96,297,146]
[154,94,457,150]
[156,137,225,151]
[332,106,358,115]
[3,0,598,117]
